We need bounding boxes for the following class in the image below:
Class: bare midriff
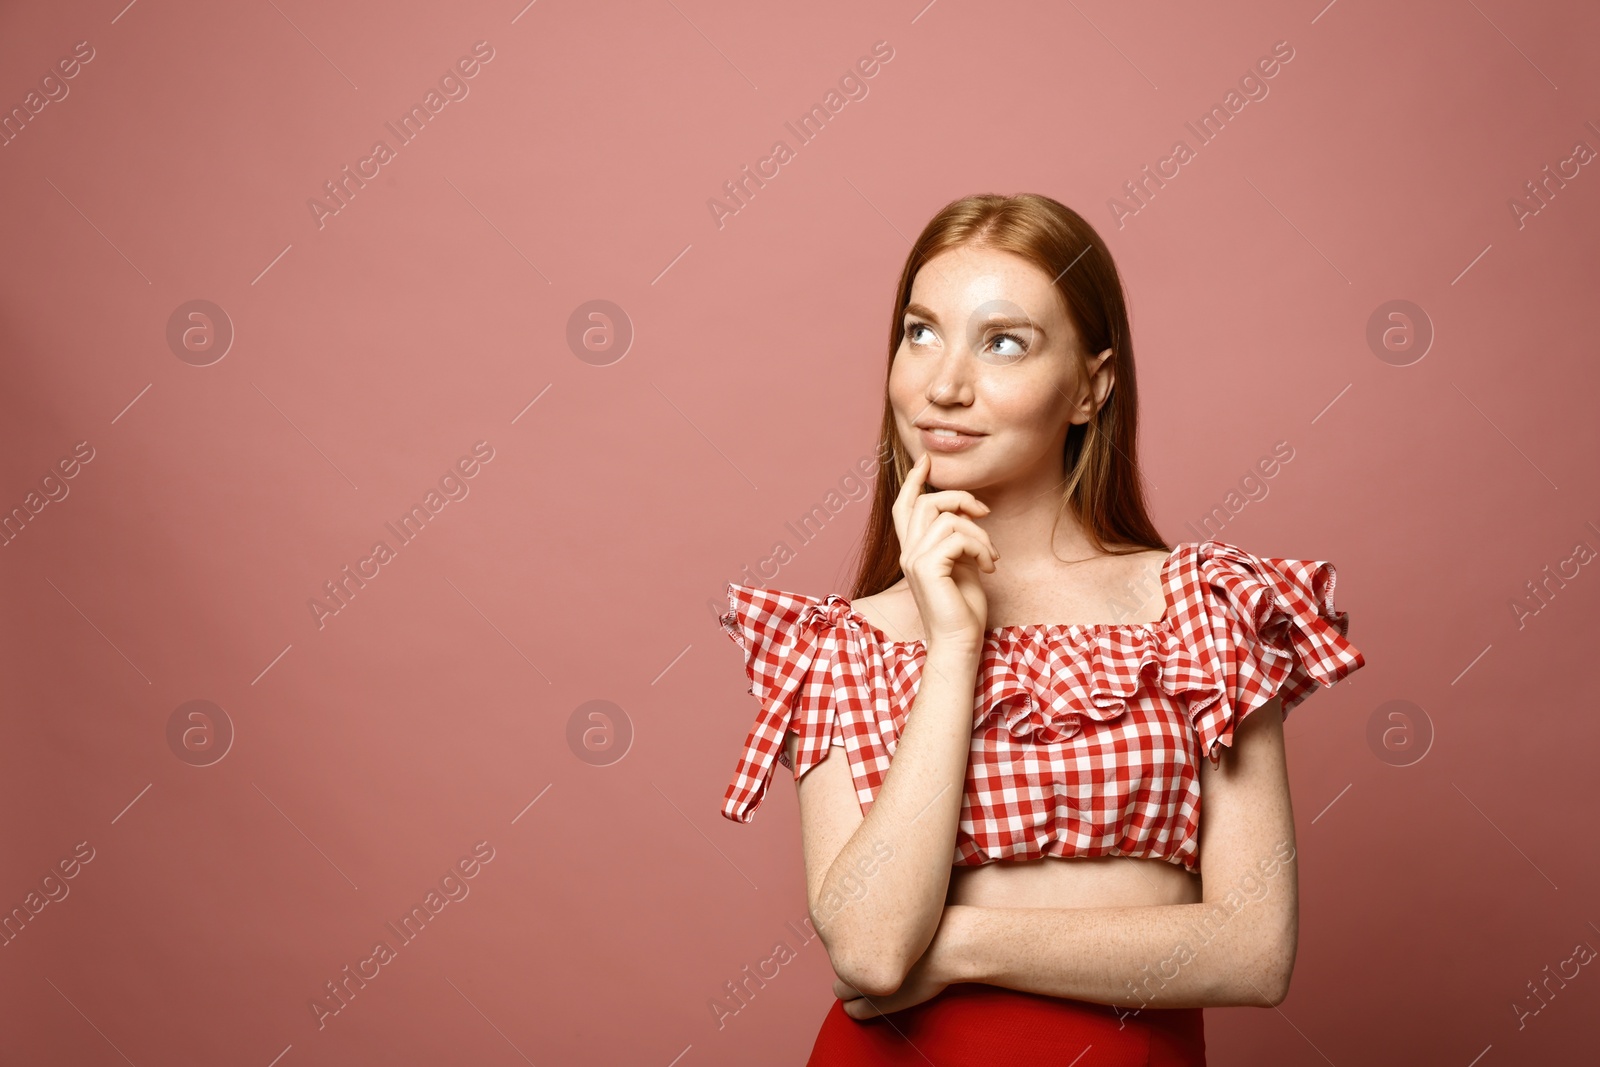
[945,854,1203,909]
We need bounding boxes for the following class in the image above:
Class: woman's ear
[1068,347,1117,424]
[1089,346,1116,412]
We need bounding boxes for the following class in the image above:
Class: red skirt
[805,982,1206,1066]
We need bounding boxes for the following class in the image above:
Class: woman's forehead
[910,248,1071,328]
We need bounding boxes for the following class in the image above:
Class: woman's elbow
[1210,958,1291,1007]
[829,946,906,998]
[821,929,910,997]
[851,965,905,999]
[1254,959,1293,1007]
[815,913,922,997]
[1230,926,1296,1007]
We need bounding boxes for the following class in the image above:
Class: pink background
[2,0,1596,1063]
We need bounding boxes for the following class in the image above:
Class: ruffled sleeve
[718,582,847,823]
[1174,541,1367,766]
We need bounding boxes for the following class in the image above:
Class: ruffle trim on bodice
[718,539,1365,825]
[978,624,1206,745]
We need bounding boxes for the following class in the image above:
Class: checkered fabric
[716,539,1366,873]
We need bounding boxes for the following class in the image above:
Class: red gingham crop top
[717,539,1366,873]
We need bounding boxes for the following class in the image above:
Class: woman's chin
[925,465,977,492]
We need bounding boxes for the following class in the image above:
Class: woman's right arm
[797,640,981,997]
[796,452,997,997]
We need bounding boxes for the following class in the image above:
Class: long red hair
[847,192,1167,599]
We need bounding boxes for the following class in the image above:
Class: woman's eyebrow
[905,302,1046,334]
[982,316,1045,333]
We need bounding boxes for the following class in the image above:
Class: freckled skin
[868,244,1202,909]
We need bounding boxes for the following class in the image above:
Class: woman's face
[889,244,1113,494]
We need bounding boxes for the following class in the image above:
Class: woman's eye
[986,333,1027,361]
[904,322,1026,360]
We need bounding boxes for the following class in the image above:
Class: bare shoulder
[848,581,924,643]
[1103,545,1174,623]
[1128,545,1173,584]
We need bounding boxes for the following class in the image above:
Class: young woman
[718,193,1366,1065]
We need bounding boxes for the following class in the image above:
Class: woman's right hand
[893,452,999,653]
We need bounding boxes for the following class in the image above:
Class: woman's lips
[919,427,985,452]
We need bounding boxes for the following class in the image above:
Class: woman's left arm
[839,695,1299,1016]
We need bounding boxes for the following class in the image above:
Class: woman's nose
[926,354,975,405]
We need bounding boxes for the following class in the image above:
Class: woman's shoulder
[848,581,917,642]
